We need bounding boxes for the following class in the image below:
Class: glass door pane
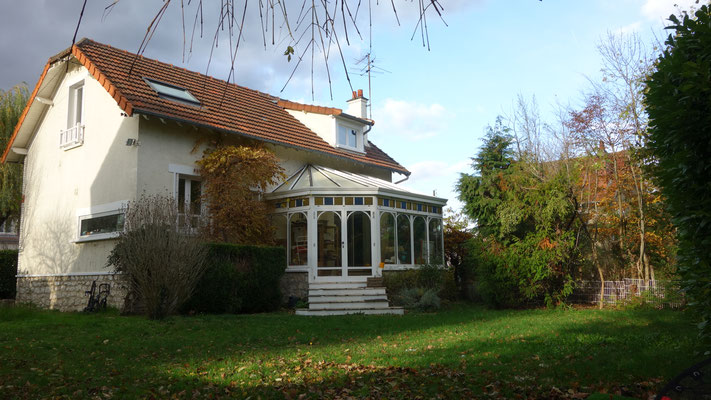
[347,211,372,276]
[414,216,427,265]
[317,212,342,277]
[397,215,411,264]
[289,213,308,266]
[380,213,396,264]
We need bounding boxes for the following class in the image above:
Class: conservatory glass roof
[270,164,443,202]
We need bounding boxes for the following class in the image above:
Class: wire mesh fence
[569,279,684,308]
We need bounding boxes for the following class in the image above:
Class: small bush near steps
[398,287,441,311]
[384,264,458,311]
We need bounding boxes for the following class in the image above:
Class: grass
[0,303,703,399]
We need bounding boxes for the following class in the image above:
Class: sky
[0,0,700,213]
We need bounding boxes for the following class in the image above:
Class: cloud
[407,159,470,181]
[641,0,699,21]
[399,159,470,209]
[370,0,487,24]
[616,21,643,34]
[374,98,452,140]
[0,1,364,97]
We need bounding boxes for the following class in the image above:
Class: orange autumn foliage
[197,145,285,244]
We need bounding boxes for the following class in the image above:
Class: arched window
[271,214,287,263]
[428,218,443,265]
[413,216,427,265]
[347,211,371,276]
[397,214,411,265]
[380,213,396,264]
[317,211,341,277]
[289,213,308,266]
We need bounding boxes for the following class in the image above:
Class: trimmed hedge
[183,243,286,314]
[0,250,18,299]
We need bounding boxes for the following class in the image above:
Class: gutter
[394,173,409,185]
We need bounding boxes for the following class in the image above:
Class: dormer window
[144,78,200,106]
[337,124,361,151]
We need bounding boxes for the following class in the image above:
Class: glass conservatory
[267,165,447,282]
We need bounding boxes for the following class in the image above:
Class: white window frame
[75,201,127,243]
[67,80,84,129]
[170,165,204,230]
[336,122,364,152]
[60,80,85,150]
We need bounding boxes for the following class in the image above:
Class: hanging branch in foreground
[86,0,446,100]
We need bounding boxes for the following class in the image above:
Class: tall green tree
[458,119,580,308]
[457,117,515,238]
[0,84,29,229]
[645,6,711,342]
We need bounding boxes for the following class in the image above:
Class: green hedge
[0,250,18,299]
[183,243,286,314]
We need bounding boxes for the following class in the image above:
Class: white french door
[314,209,375,281]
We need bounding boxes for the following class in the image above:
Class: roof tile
[72,39,408,175]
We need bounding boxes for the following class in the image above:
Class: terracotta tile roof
[31,39,407,175]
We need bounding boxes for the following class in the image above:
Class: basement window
[144,78,200,106]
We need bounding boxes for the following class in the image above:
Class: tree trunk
[627,152,649,281]
[610,151,626,254]
[597,264,605,310]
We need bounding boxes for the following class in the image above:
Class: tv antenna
[350,53,391,119]
[347,0,391,120]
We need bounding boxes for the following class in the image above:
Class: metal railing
[59,124,84,150]
[569,279,684,308]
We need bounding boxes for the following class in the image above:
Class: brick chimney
[346,89,368,119]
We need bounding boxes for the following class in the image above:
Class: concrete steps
[296,280,404,316]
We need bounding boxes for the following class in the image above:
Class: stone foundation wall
[16,274,128,312]
[280,270,308,301]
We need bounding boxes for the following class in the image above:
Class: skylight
[144,78,200,105]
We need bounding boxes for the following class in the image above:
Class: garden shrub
[396,287,441,311]
[473,240,522,308]
[107,195,207,320]
[183,243,287,314]
[383,269,419,296]
[383,263,457,307]
[0,250,18,299]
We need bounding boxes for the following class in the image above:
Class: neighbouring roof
[2,39,408,175]
[269,164,447,205]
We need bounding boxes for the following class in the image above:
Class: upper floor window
[337,124,359,150]
[60,81,85,150]
[67,81,84,129]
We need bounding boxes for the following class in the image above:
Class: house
[2,39,447,315]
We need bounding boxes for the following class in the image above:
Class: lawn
[0,304,703,399]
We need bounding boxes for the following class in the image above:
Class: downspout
[394,173,409,185]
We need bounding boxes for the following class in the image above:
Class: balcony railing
[59,124,84,150]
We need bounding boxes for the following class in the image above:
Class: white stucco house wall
[3,39,446,315]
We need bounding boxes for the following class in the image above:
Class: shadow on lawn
[0,306,700,399]
[144,309,698,399]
